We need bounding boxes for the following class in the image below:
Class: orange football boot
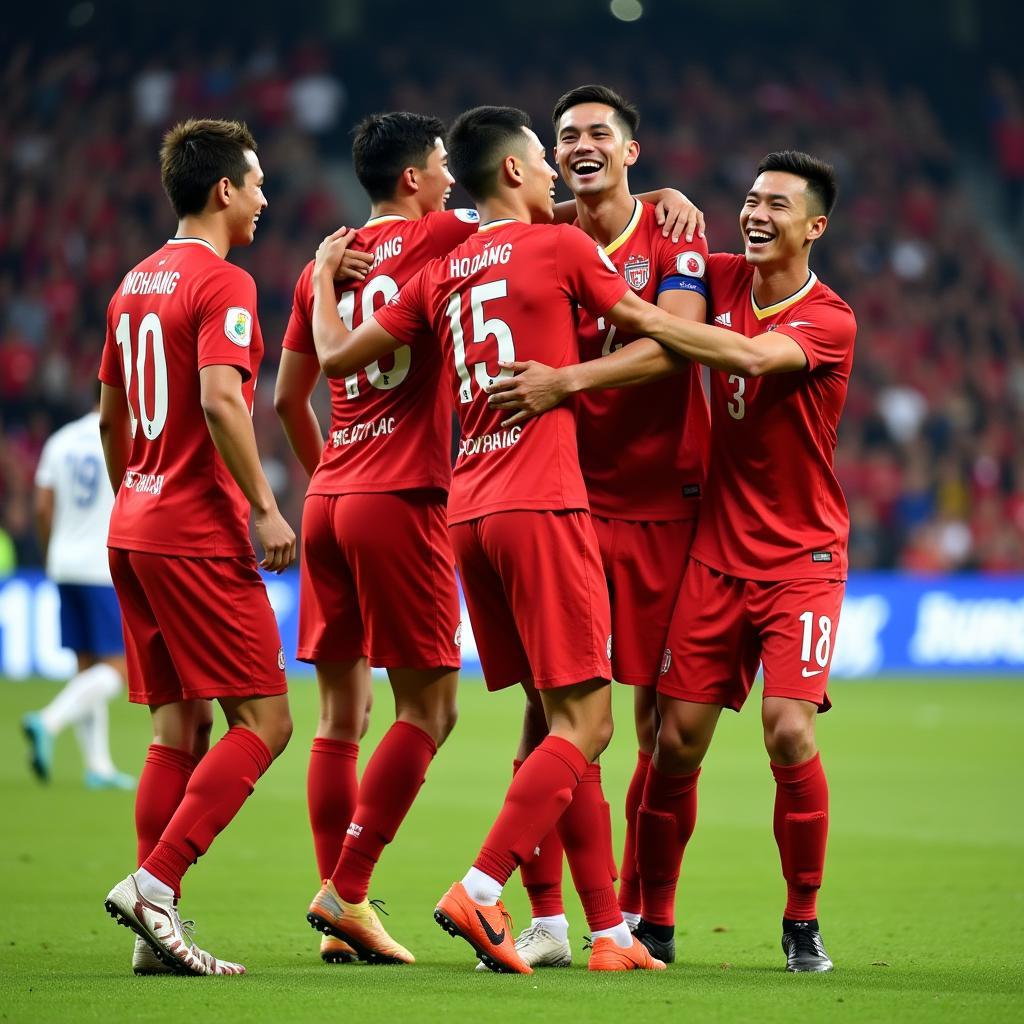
[307,880,414,964]
[587,935,667,971]
[434,882,532,974]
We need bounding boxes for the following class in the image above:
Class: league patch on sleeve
[224,307,253,347]
[597,245,617,273]
[675,251,707,278]
[454,208,480,223]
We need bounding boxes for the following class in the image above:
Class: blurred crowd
[2,39,1023,572]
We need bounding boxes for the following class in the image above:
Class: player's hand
[334,247,374,283]
[486,360,569,426]
[254,507,297,574]
[654,190,706,243]
[314,227,358,278]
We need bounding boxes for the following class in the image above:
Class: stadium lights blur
[610,0,643,22]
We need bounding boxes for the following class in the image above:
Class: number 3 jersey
[282,209,481,497]
[693,253,857,581]
[375,220,629,524]
[98,237,264,557]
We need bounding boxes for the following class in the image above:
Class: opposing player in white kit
[23,398,134,790]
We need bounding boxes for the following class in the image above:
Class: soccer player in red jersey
[98,119,295,977]
[491,150,854,971]
[308,106,678,975]
[484,84,710,967]
[278,113,476,965]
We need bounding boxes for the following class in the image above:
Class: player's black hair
[160,119,257,219]
[352,112,448,203]
[447,106,532,202]
[551,84,640,139]
[756,151,838,217]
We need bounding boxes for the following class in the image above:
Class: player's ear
[806,214,827,243]
[503,154,523,187]
[212,176,232,210]
[624,139,640,168]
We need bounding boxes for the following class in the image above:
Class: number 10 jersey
[98,237,263,558]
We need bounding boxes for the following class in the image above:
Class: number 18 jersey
[98,237,263,558]
[375,220,629,524]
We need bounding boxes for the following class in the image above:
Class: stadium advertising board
[1,571,1022,680]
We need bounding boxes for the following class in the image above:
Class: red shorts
[659,559,844,712]
[593,516,696,687]
[109,549,287,706]
[298,491,461,669]
[449,509,611,691]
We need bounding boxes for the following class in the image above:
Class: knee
[654,718,707,773]
[764,718,816,765]
[585,714,614,762]
[264,710,294,760]
[522,695,549,750]
[434,701,458,747]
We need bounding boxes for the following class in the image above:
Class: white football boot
[105,873,245,976]
[475,923,572,971]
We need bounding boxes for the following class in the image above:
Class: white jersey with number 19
[98,237,263,558]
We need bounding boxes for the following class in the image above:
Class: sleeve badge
[676,251,707,278]
[224,307,253,347]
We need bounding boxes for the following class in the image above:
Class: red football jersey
[282,209,481,496]
[691,253,856,580]
[98,238,263,557]
[374,220,629,524]
[576,200,711,521]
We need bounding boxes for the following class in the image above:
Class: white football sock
[622,911,641,930]
[39,663,122,734]
[591,920,633,948]
[532,915,569,942]
[74,705,117,776]
[461,867,503,906]
[135,867,174,903]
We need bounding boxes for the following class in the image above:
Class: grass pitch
[1,677,1021,1023]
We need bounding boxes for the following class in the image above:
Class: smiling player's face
[229,150,268,247]
[418,138,456,213]
[740,170,825,266]
[555,102,637,198]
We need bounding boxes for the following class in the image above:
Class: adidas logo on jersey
[714,311,732,327]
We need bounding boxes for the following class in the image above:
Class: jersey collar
[602,199,643,256]
[363,215,407,227]
[750,271,818,320]
[478,218,518,233]
[166,237,219,256]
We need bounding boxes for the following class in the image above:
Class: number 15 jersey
[375,220,629,524]
[98,237,263,558]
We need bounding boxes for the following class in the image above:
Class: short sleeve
[281,262,316,355]
[34,436,57,488]
[424,209,480,257]
[99,297,125,387]
[374,265,429,344]
[555,225,629,318]
[655,225,710,298]
[194,265,258,380]
[771,297,857,371]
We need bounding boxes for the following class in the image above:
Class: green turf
[1,677,1021,1022]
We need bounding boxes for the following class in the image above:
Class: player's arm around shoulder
[605,291,807,377]
[199,365,295,573]
[310,227,404,378]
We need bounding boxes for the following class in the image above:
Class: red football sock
[514,759,566,917]
[142,727,273,894]
[617,750,652,915]
[332,721,436,903]
[136,744,198,872]
[557,764,621,931]
[307,737,359,881]
[637,763,700,926]
[474,736,587,887]
[771,753,829,921]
